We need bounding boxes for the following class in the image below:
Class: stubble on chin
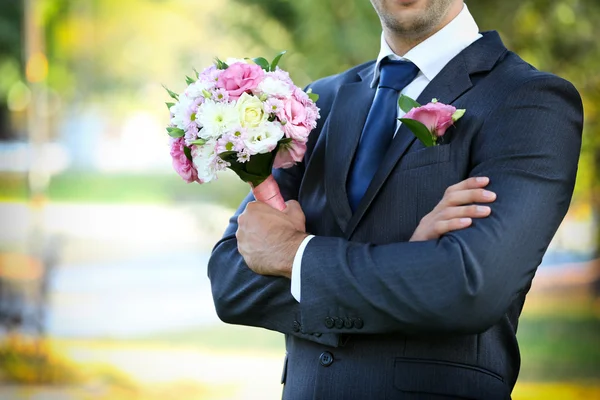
[375,0,458,51]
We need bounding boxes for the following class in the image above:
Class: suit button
[292,320,301,332]
[354,318,364,329]
[324,317,335,329]
[334,317,344,329]
[319,351,334,367]
[344,318,353,329]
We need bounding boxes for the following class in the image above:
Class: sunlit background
[0,0,598,399]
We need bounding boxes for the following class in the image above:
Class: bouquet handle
[251,175,286,211]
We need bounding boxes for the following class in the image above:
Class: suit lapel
[324,65,376,232]
[345,31,508,238]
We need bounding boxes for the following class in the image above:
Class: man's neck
[384,2,464,56]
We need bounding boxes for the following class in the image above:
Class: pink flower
[282,122,310,142]
[403,101,456,137]
[273,140,306,169]
[280,97,311,140]
[217,62,264,100]
[170,137,199,183]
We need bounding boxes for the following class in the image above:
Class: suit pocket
[400,144,451,171]
[394,358,509,400]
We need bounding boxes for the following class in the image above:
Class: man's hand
[410,177,496,242]
[236,200,308,279]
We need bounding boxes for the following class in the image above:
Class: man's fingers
[445,176,490,194]
[442,188,496,207]
[284,200,301,213]
[434,218,473,236]
[439,205,492,220]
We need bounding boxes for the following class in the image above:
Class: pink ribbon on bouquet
[251,175,286,211]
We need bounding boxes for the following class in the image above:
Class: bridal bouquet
[165,52,320,210]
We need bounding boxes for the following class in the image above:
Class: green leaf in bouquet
[307,91,320,103]
[189,139,207,146]
[278,137,293,146]
[185,75,196,85]
[167,127,185,138]
[183,145,193,162]
[220,151,275,187]
[214,57,229,70]
[399,118,435,147]
[163,85,179,101]
[193,67,200,79]
[252,57,271,72]
[166,102,175,111]
[270,51,287,71]
[398,94,421,113]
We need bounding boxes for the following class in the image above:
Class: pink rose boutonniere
[398,95,466,147]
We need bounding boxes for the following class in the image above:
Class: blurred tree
[0,0,24,139]
[230,0,600,256]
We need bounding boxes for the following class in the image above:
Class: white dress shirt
[291,4,481,301]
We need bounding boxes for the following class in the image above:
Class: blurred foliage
[0,334,80,384]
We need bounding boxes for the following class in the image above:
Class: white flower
[244,122,284,155]
[236,92,267,129]
[185,80,212,99]
[225,57,249,65]
[170,92,193,130]
[258,76,292,98]
[196,100,239,139]
[191,140,219,183]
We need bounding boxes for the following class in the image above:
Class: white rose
[244,122,284,155]
[236,92,267,129]
[258,76,292,98]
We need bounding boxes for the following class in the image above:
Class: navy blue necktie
[347,59,420,212]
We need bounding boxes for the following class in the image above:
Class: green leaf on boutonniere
[167,127,185,138]
[399,118,435,147]
[452,109,466,122]
[270,51,287,71]
[252,57,271,71]
[398,94,421,113]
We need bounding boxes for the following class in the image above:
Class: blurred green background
[0,0,598,399]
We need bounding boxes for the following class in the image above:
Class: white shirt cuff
[291,235,314,302]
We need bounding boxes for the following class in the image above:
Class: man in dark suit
[208,0,583,398]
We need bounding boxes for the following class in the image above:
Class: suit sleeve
[297,75,584,335]
[207,82,339,346]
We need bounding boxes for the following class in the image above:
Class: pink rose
[170,137,199,183]
[217,62,264,100]
[273,140,306,169]
[403,101,456,137]
[283,97,308,125]
[280,97,312,141]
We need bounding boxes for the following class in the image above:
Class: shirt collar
[371,4,481,87]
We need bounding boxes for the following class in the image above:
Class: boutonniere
[398,95,465,147]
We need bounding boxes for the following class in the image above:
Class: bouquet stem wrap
[251,175,286,211]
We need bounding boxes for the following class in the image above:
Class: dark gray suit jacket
[208,32,583,399]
